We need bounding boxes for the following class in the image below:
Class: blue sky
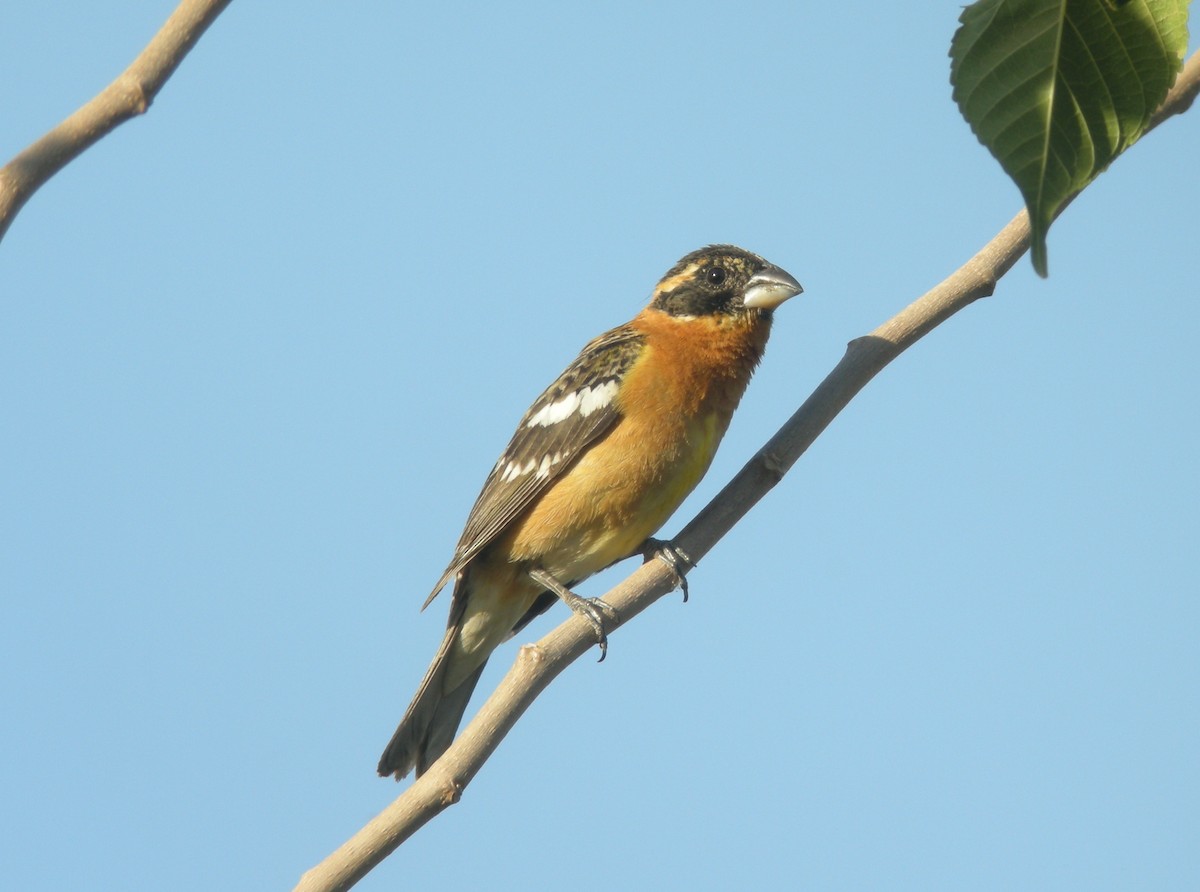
[2,3,1197,890]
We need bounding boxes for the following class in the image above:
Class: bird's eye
[705,266,727,286]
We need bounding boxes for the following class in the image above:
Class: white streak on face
[525,379,618,428]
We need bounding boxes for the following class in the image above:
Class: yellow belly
[511,408,722,582]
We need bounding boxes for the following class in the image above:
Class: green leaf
[950,0,1189,276]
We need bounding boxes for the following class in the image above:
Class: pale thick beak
[743,264,803,310]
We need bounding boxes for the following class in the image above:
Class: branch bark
[0,0,232,246]
[295,48,1200,892]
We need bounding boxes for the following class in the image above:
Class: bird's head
[649,245,803,320]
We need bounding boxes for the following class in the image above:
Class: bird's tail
[377,624,487,780]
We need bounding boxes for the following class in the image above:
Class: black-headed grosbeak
[378,245,802,779]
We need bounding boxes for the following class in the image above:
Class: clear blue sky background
[3,3,1197,890]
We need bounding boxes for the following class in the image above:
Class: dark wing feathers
[423,324,646,608]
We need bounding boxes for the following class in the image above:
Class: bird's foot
[527,567,619,661]
[640,538,694,602]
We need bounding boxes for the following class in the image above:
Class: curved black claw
[574,596,620,662]
[640,537,694,602]
[528,568,620,661]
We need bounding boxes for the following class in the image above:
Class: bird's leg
[640,537,694,602]
[527,567,619,662]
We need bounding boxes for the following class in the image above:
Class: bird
[378,244,802,780]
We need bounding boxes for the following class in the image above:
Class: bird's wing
[423,323,646,608]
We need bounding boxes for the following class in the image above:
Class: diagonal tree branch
[0,0,232,246]
[295,48,1200,892]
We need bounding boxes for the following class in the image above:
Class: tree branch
[0,0,232,246]
[296,49,1200,892]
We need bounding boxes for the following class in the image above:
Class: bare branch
[297,49,1200,892]
[1150,50,1200,130]
[0,0,232,246]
